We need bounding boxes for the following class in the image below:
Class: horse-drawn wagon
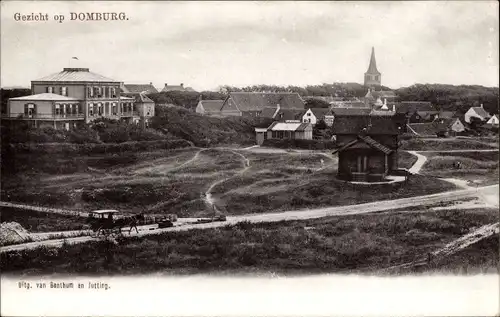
[86,209,144,236]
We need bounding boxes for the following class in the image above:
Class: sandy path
[407,151,427,174]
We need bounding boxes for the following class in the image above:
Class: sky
[1,1,498,91]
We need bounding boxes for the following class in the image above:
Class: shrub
[262,139,337,150]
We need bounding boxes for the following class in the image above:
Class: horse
[115,213,145,234]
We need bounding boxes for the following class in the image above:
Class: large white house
[464,105,491,123]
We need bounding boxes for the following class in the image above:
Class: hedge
[262,139,338,150]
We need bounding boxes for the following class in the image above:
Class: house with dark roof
[254,121,312,145]
[195,99,225,116]
[464,105,491,123]
[161,83,196,92]
[3,67,135,129]
[219,92,304,117]
[332,114,400,182]
[121,83,158,94]
[408,118,466,137]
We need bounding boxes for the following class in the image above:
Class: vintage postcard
[1,1,499,316]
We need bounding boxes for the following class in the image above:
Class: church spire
[364,46,381,87]
[366,47,380,74]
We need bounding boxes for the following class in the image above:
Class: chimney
[199,94,203,101]
[150,82,152,85]
[165,83,168,87]
[392,104,396,112]
[180,83,184,88]
[481,103,484,108]
[384,98,387,106]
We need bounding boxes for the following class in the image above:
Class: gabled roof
[309,108,334,118]
[9,93,79,101]
[332,134,392,155]
[275,109,304,121]
[268,121,311,132]
[227,92,304,112]
[122,84,158,94]
[396,101,436,113]
[199,100,224,113]
[366,90,397,100]
[33,68,118,83]
[469,106,491,118]
[332,115,399,135]
[260,107,279,118]
[437,111,456,119]
[330,101,367,108]
[122,93,155,103]
[331,108,372,116]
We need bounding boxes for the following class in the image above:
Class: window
[60,87,67,96]
[25,103,36,116]
[47,87,53,93]
[55,104,61,115]
[307,113,311,116]
[112,103,117,115]
[105,102,109,115]
[111,88,116,98]
[87,87,93,98]
[97,103,103,116]
[89,103,94,116]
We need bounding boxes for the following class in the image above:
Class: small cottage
[332,115,400,182]
[254,121,313,145]
[464,105,491,123]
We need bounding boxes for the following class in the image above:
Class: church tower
[364,47,381,87]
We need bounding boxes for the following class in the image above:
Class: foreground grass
[0,207,87,232]
[2,208,497,275]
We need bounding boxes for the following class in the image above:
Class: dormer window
[60,87,67,96]
[47,87,53,93]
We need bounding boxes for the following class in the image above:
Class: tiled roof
[358,135,393,154]
[309,108,333,118]
[396,101,436,113]
[122,93,155,103]
[275,109,304,121]
[9,93,79,101]
[228,92,304,112]
[331,101,367,108]
[332,135,392,155]
[331,108,372,116]
[269,122,311,132]
[260,107,279,118]
[161,84,193,92]
[332,115,399,135]
[199,100,224,113]
[470,107,491,118]
[122,84,158,94]
[33,68,118,83]
[437,111,456,119]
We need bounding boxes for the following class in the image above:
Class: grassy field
[400,138,498,151]
[0,207,87,232]
[1,147,458,224]
[2,207,497,275]
[420,151,499,186]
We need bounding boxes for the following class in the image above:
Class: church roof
[365,47,380,74]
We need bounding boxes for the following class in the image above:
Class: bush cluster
[262,139,337,150]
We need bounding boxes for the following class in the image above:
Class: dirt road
[2,184,497,253]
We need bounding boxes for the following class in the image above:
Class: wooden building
[332,115,400,182]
